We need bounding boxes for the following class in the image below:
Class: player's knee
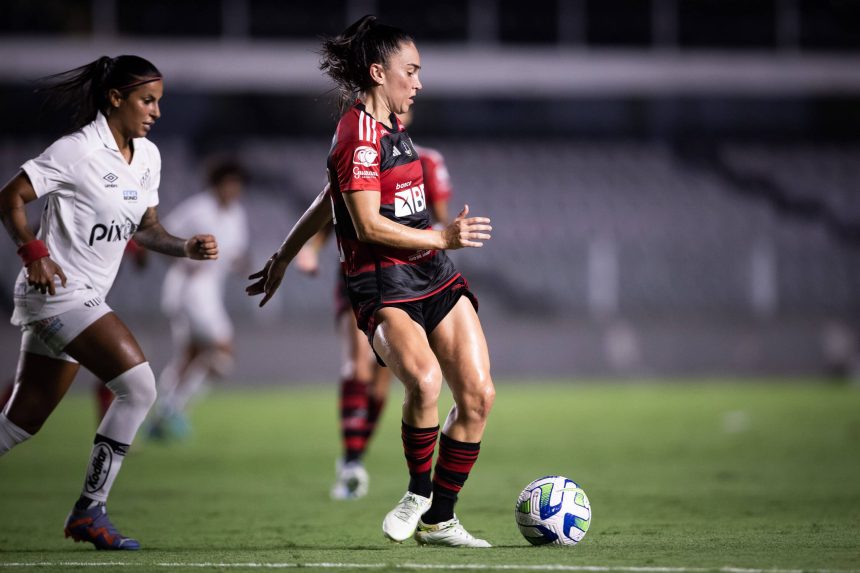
[404,366,443,410]
[107,362,157,410]
[457,379,495,424]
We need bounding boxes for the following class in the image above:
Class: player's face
[383,42,422,115]
[215,175,244,205]
[112,80,163,139]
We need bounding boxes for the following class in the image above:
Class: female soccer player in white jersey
[147,158,249,440]
[247,16,494,547]
[0,55,218,550]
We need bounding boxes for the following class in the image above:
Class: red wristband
[17,239,50,266]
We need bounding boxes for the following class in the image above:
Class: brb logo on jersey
[394,183,426,217]
[89,218,138,246]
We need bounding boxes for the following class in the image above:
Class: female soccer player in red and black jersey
[247,15,494,547]
[296,109,453,501]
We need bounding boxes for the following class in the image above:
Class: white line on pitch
[0,563,855,573]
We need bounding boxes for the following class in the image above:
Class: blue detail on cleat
[63,504,141,550]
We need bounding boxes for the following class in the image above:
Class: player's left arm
[134,206,218,260]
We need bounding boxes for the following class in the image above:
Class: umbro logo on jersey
[103,172,118,189]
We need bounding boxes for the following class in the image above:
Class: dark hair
[319,15,413,112]
[205,157,248,188]
[37,55,162,132]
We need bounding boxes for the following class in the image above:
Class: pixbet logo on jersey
[89,218,138,246]
[394,183,426,217]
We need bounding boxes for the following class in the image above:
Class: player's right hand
[246,253,289,307]
[25,257,67,296]
[442,204,492,249]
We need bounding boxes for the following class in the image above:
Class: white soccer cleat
[382,491,432,542]
[414,516,492,548]
[330,459,369,500]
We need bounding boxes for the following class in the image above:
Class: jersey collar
[95,111,120,152]
[354,102,400,134]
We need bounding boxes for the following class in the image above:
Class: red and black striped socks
[401,421,439,498]
[339,378,369,462]
[422,432,481,524]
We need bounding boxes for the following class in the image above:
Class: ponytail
[319,15,413,113]
[37,55,162,132]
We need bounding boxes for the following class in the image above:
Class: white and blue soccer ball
[515,475,591,546]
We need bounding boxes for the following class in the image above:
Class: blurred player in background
[247,16,495,547]
[296,109,453,500]
[0,55,218,550]
[146,158,249,441]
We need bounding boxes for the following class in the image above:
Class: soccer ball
[515,475,591,546]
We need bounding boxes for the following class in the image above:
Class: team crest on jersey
[394,183,426,217]
[353,146,379,167]
[139,168,151,189]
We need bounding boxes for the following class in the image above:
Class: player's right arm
[0,172,67,295]
[344,192,489,251]
[246,183,334,307]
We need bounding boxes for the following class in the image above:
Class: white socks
[0,412,32,455]
[98,362,157,444]
[79,362,156,502]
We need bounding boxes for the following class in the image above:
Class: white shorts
[20,301,113,363]
[169,302,233,347]
[162,268,233,346]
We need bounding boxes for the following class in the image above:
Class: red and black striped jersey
[327,102,459,311]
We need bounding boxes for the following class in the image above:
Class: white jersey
[12,112,160,326]
[160,192,248,317]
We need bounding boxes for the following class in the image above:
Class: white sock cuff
[0,412,32,455]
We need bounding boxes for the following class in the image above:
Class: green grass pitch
[1,381,859,572]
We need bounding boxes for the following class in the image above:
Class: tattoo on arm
[133,207,186,257]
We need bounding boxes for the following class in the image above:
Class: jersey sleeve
[146,142,161,208]
[331,113,381,194]
[20,135,83,198]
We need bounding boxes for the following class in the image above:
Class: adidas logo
[392,146,401,157]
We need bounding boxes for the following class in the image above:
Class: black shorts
[334,272,351,320]
[364,275,478,367]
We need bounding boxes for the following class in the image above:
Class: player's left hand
[185,234,218,260]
